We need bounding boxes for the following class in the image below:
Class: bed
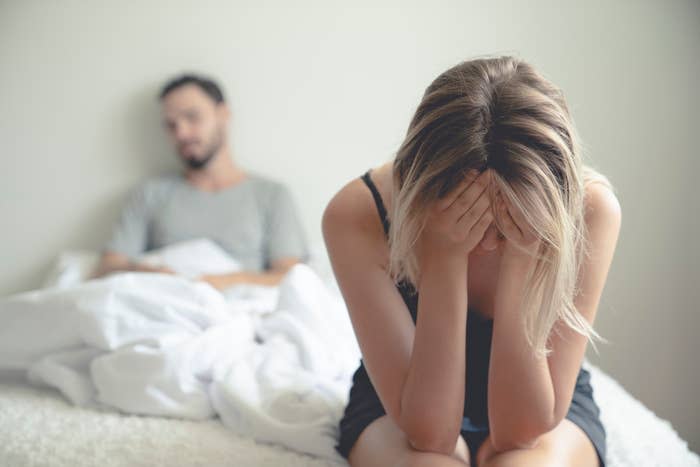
[1,362,697,467]
[0,245,697,467]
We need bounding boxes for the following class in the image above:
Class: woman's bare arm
[487,183,622,451]
[323,171,493,454]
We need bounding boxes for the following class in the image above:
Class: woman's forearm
[488,258,556,450]
[398,252,468,454]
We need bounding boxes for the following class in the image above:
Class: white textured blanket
[0,265,360,463]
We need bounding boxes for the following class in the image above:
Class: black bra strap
[360,171,390,236]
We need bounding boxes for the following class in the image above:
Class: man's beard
[184,148,217,170]
[181,129,224,170]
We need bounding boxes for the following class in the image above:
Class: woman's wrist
[501,244,537,271]
[417,246,468,290]
[419,244,467,271]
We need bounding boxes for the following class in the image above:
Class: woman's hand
[417,169,494,266]
[495,193,540,268]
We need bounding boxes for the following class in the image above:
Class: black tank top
[360,170,493,431]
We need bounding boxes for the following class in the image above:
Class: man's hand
[93,251,176,278]
[137,264,177,274]
[196,259,300,290]
[198,273,243,290]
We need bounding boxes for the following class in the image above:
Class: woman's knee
[393,451,470,467]
[349,416,470,467]
[477,445,550,467]
[478,419,599,467]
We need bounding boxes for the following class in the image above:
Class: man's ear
[218,103,231,123]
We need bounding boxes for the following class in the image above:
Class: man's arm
[198,257,300,288]
[96,180,163,277]
[93,251,175,278]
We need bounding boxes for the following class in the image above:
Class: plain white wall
[1,0,698,452]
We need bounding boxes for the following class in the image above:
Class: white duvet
[0,256,360,462]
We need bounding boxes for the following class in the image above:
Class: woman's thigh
[348,415,471,467]
[476,418,599,467]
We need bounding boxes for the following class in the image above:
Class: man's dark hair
[159,74,225,103]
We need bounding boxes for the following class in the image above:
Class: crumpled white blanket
[0,265,360,462]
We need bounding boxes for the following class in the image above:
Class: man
[94,74,308,288]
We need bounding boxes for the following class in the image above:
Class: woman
[322,56,621,467]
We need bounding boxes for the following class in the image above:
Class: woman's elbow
[400,417,461,456]
[490,432,540,452]
[397,409,461,456]
[489,417,556,452]
[406,431,459,456]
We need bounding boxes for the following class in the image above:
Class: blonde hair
[389,56,610,357]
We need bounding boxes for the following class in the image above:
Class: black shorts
[335,367,606,466]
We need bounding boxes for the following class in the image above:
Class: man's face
[161,84,228,170]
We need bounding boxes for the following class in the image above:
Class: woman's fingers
[500,195,539,241]
[446,170,490,221]
[503,196,526,228]
[455,188,491,232]
[496,195,541,256]
[470,204,494,244]
[428,169,507,252]
[438,169,480,210]
[497,196,523,239]
[509,199,538,243]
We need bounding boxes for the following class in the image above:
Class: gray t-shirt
[105,173,308,272]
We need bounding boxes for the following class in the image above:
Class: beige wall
[1,0,698,452]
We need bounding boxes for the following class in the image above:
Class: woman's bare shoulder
[324,177,370,225]
[322,175,387,254]
[323,178,378,231]
[584,181,622,228]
